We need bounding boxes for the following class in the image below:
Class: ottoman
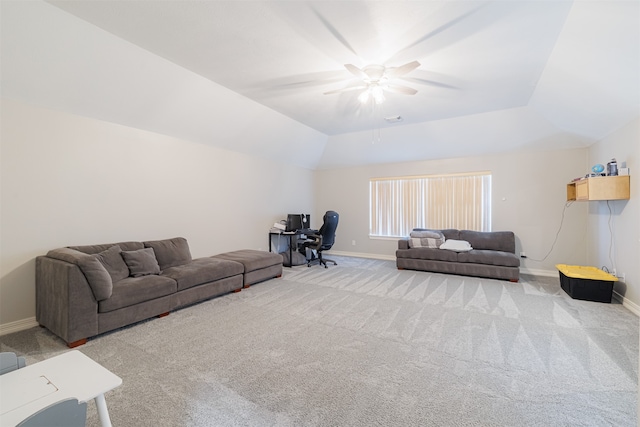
[213,249,283,288]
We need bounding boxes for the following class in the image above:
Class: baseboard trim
[0,317,39,336]
[328,250,396,261]
[613,291,640,317]
[520,267,557,277]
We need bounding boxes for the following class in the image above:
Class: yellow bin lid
[556,264,618,281]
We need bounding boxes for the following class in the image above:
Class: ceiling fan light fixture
[371,85,385,104]
[358,85,385,105]
[358,90,370,104]
[328,61,421,105]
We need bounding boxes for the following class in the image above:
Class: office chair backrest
[318,211,339,249]
[0,352,26,375]
[17,398,87,427]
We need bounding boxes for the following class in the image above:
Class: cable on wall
[526,201,573,262]
[606,200,615,273]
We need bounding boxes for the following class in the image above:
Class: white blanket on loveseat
[439,239,473,252]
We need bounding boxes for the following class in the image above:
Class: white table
[0,350,122,427]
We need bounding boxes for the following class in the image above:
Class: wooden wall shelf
[567,175,630,201]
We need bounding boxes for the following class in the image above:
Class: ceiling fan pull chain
[371,100,376,144]
[370,100,382,144]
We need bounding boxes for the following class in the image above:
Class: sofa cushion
[459,230,515,253]
[409,230,445,248]
[457,250,520,267]
[68,241,144,254]
[413,228,460,241]
[144,237,192,270]
[98,275,177,313]
[121,248,161,277]
[93,245,129,282]
[212,250,284,272]
[76,255,113,301]
[396,247,459,262]
[161,258,243,291]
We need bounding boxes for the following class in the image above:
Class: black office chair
[17,398,87,427]
[302,211,339,268]
[0,351,26,375]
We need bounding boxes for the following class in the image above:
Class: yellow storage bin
[555,264,618,281]
[555,264,617,303]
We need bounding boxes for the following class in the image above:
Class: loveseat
[36,237,282,347]
[396,229,520,281]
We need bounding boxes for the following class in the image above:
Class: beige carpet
[1,256,638,426]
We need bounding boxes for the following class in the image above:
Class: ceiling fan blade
[385,61,421,78]
[385,84,418,95]
[344,64,368,79]
[311,7,358,56]
[323,84,367,95]
[402,77,459,90]
[273,77,347,90]
[388,5,485,63]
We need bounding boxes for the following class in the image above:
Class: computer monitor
[286,214,310,232]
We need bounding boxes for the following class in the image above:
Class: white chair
[0,351,26,375]
[16,398,87,427]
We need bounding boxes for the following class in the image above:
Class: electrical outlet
[619,273,625,282]
[351,240,356,246]
[613,269,617,277]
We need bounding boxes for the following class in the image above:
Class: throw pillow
[143,237,192,270]
[409,230,445,248]
[93,245,129,282]
[76,256,113,301]
[121,248,161,277]
[439,239,473,252]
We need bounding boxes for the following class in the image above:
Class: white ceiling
[2,1,639,169]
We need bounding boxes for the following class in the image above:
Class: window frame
[369,171,492,238]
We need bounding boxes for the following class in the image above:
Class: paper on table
[0,375,58,415]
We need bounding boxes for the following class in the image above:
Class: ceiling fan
[324,61,421,104]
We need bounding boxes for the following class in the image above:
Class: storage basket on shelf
[556,264,618,303]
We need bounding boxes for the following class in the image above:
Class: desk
[269,231,300,267]
[271,230,319,267]
[0,350,122,427]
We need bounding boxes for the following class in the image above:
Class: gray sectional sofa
[36,238,282,347]
[396,229,520,281]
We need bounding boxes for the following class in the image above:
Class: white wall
[0,99,315,326]
[315,147,590,275]
[587,118,639,309]
[317,107,592,170]
[1,1,328,170]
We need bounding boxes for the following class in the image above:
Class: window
[369,172,491,237]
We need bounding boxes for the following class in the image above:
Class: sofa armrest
[36,256,98,345]
[398,239,410,250]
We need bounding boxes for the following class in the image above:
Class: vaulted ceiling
[2,1,639,169]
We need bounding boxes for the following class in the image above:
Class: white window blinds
[370,172,491,237]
